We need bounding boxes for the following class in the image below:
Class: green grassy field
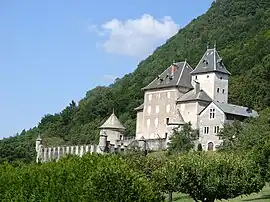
[173,186,270,202]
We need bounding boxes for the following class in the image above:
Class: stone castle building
[134,46,258,151]
[36,46,258,163]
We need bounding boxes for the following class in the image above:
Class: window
[156,105,159,114]
[220,77,223,80]
[166,104,170,113]
[155,118,158,127]
[207,75,209,78]
[166,118,169,125]
[148,94,152,101]
[146,119,150,128]
[204,127,209,134]
[214,126,220,134]
[195,75,198,80]
[222,89,225,94]
[156,93,160,99]
[167,92,171,99]
[210,108,215,119]
[147,106,151,115]
[217,88,220,93]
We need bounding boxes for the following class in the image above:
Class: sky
[0,0,213,138]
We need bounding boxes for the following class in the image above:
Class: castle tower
[99,111,125,147]
[36,135,42,152]
[35,135,42,163]
[190,45,231,103]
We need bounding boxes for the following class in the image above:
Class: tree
[168,123,199,154]
[154,152,265,202]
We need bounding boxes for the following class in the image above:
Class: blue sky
[0,0,213,138]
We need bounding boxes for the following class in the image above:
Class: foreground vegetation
[0,0,270,164]
[2,107,270,201]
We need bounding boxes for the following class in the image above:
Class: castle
[36,46,258,163]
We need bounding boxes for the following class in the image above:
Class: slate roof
[190,48,231,75]
[134,103,144,111]
[177,89,212,103]
[99,112,125,130]
[214,101,258,118]
[142,61,193,90]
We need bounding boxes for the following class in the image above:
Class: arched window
[208,142,214,151]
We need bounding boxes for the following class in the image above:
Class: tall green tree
[168,123,199,154]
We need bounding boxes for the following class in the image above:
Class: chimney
[194,81,200,94]
[171,64,177,76]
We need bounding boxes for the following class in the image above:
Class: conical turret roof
[99,111,125,130]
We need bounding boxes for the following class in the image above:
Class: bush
[0,154,163,202]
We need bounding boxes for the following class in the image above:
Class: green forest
[0,0,270,165]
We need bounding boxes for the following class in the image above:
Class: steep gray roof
[190,48,231,75]
[99,112,125,130]
[142,61,193,90]
[168,109,185,125]
[177,89,212,103]
[214,101,258,118]
[134,103,144,111]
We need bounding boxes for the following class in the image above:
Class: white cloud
[90,14,180,57]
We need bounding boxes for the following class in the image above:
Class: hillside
[0,0,269,164]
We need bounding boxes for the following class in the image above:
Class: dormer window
[203,59,209,65]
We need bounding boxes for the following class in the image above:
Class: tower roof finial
[214,40,217,49]
[113,108,115,114]
[207,42,209,50]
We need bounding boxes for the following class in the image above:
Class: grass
[173,186,270,202]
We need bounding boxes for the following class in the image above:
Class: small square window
[220,77,223,80]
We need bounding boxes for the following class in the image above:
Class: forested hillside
[1,0,269,164]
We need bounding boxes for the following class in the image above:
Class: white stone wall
[192,72,229,104]
[177,102,198,129]
[213,72,229,103]
[38,144,100,163]
[140,87,187,139]
[192,73,215,100]
[135,110,143,139]
[199,102,225,151]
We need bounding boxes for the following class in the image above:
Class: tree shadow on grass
[242,194,270,201]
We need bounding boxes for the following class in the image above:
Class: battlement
[37,144,101,163]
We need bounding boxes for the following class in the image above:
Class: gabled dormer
[190,46,230,104]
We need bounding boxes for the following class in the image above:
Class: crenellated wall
[37,144,101,163]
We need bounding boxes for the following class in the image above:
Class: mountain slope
[1,0,270,164]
